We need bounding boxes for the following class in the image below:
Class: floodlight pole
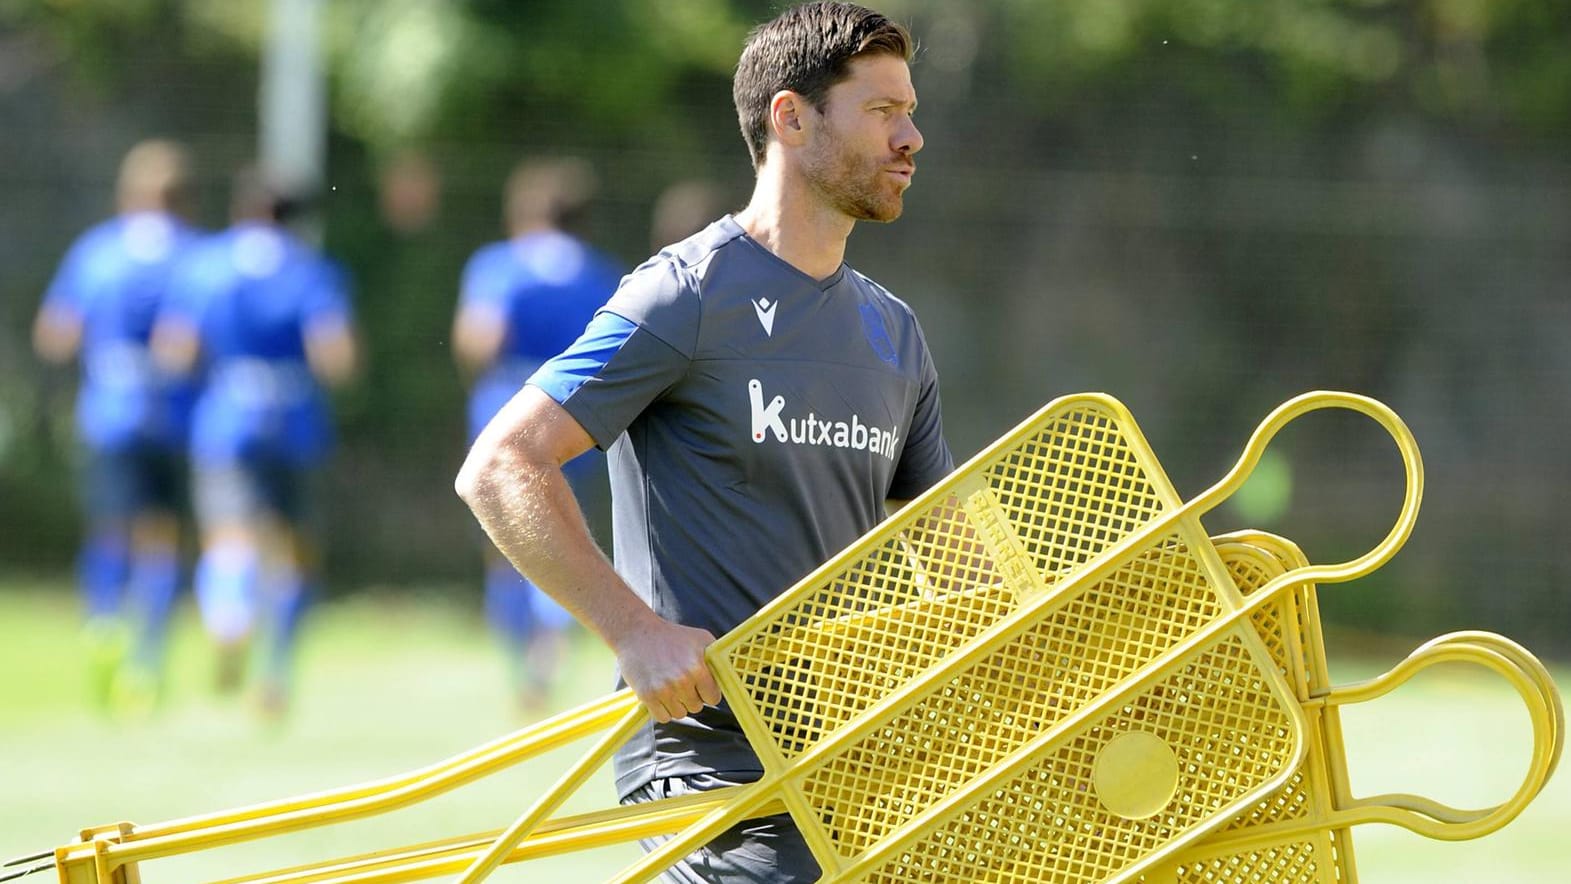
[260,0,326,243]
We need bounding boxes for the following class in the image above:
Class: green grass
[0,585,642,882]
[2,584,1567,882]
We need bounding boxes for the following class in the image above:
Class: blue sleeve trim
[526,311,639,405]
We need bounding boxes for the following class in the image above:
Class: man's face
[801,53,923,223]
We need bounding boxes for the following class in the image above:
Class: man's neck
[734,167,853,282]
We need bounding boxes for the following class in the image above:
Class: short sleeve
[160,240,220,327]
[459,245,511,312]
[887,340,954,501]
[41,233,97,315]
[304,258,353,328]
[599,258,701,357]
[526,259,699,449]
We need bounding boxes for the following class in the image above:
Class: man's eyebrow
[868,95,919,111]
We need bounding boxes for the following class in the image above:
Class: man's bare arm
[451,303,506,378]
[454,385,721,722]
[32,305,82,365]
[304,317,358,388]
[150,316,201,375]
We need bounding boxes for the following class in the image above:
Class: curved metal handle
[1315,631,1563,841]
[1190,391,1424,599]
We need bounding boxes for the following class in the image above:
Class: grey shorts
[192,460,316,528]
[625,773,821,883]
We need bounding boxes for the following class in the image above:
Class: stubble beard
[805,127,907,224]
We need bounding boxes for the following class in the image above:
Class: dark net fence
[1,2,1567,654]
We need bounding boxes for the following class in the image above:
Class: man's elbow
[33,312,79,365]
[454,443,496,511]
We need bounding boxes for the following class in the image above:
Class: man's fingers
[697,673,723,707]
[646,680,715,720]
[622,624,721,722]
[642,684,700,722]
[633,684,675,723]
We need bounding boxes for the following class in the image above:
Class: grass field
[2,582,1566,882]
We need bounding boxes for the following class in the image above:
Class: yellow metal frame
[1138,531,1563,883]
[16,391,1561,884]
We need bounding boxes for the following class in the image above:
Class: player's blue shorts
[79,443,183,521]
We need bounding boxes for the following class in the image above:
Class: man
[452,157,625,712]
[456,3,947,879]
[33,139,202,713]
[152,168,358,717]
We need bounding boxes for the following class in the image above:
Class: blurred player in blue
[153,167,358,717]
[32,139,202,713]
[451,157,624,711]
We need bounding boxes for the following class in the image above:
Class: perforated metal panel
[709,396,1310,883]
[1136,535,1352,884]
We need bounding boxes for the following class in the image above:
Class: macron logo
[747,379,900,460]
[752,297,777,336]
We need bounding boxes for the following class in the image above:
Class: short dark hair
[230,165,306,224]
[733,2,913,170]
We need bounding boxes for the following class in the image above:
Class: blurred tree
[7,1,1564,138]
[980,0,1571,132]
[2,0,1568,653]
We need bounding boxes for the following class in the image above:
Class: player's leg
[254,459,316,718]
[521,572,577,708]
[76,446,136,707]
[114,444,184,712]
[483,549,541,710]
[191,462,266,693]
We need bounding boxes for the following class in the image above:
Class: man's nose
[895,115,923,156]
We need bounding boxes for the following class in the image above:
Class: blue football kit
[42,211,200,461]
[459,230,625,447]
[41,211,199,656]
[167,223,352,473]
[459,230,624,642]
[162,222,352,670]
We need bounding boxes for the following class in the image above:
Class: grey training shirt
[528,215,954,797]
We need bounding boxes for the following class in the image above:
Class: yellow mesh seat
[18,392,1560,884]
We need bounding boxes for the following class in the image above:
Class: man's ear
[769,90,811,148]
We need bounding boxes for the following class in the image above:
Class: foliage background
[1,0,1568,646]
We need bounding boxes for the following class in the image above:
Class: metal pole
[260,0,326,241]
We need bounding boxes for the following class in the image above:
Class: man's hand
[456,388,725,724]
[613,618,722,723]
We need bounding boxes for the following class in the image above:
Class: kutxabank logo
[748,379,899,459]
